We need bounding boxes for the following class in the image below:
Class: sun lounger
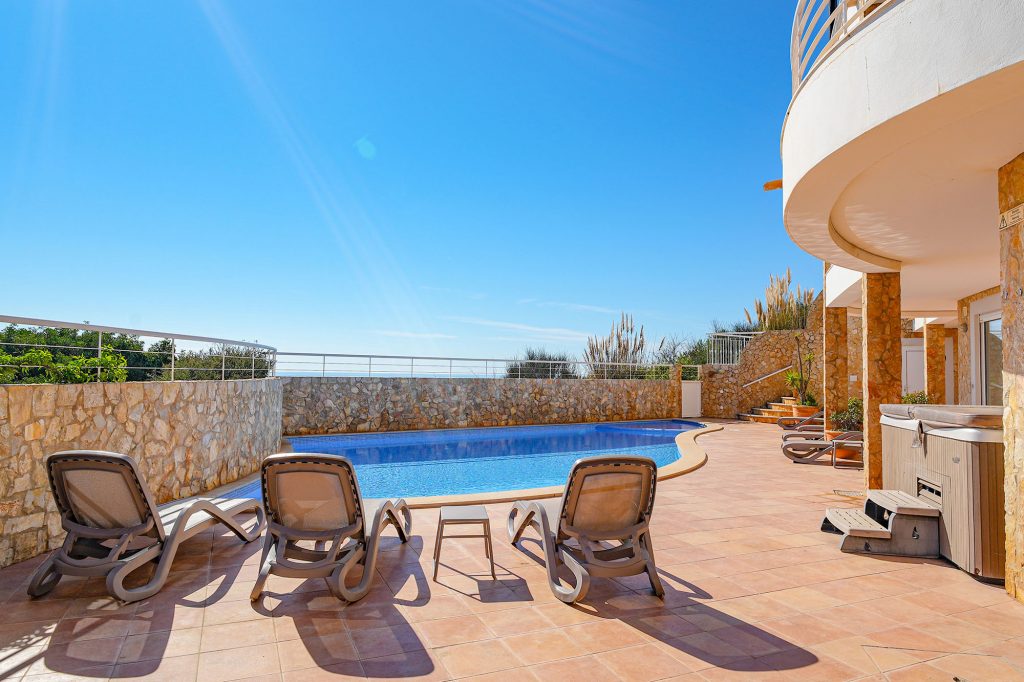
[777,410,824,430]
[250,453,412,603]
[506,455,663,604]
[28,450,265,603]
[782,432,862,466]
[782,427,825,442]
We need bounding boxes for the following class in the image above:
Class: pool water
[287,419,703,498]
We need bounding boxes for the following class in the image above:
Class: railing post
[322,355,326,378]
[221,348,226,380]
[410,357,414,378]
[449,358,452,380]
[96,331,102,381]
[368,357,372,377]
[251,351,255,379]
[170,339,175,381]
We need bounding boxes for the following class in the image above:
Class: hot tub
[880,404,1005,581]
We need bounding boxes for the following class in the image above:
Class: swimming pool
[287,419,703,498]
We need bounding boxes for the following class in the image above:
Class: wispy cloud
[444,316,590,343]
[515,298,618,315]
[420,285,487,301]
[372,330,456,340]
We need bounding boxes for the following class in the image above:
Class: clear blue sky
[1,1,820,357]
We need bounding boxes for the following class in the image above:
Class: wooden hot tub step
[867,490,940,517]
[823,508,891,539]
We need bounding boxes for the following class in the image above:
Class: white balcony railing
[791,0,895,93]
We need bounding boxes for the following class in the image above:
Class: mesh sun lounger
[782,431,862,465]
[506,455,663,604]
[777,410,824,430]
[250,453,412,603]
[28,450,265,603]
[782,426,825,442]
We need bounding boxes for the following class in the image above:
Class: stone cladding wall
[0,379,282,567]
[701,296,825,418]
[999,152,1024,602]
[280,377,681,435]
[848,314,863,398]
[862,272,903,490]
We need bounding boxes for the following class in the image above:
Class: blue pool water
[287,419,703,498]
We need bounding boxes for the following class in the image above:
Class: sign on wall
[999,204,1024,230]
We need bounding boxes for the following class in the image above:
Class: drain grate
[833,489,865,498]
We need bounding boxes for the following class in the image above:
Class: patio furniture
[782,432,862,466]
[250,453,412,603]
[777,410,824,430]
[506,455,663,604]
[782,427,825,442]
[27,450,265,603]
[432,505,496,581]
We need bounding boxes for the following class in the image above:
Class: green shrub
[830,397,864,432]
[505,348,580,379]
[901,391,930,404]
[0,347,128,384]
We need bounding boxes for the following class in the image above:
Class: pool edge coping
[392,421,720,509]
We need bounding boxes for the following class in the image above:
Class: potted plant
[827,397,863,461]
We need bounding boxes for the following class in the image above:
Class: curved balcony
[781,0,1024,310]
[791,0,894,95]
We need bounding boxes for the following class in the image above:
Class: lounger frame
[28,450,265,603]
[507,455,663,604]
[250,453,412,603]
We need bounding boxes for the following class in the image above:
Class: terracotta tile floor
[2,420,1023,681]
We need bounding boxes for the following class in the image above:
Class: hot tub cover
[880,404,1002,429]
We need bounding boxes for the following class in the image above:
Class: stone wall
[999,152,1024,602]
[848,314,863,397]
[701,295,825,418]
[0,379,282,567]
[280,377,681,435]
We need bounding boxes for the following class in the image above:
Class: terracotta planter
[791,405,818,418]
[826,429,860,460]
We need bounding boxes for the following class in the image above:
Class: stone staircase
[738,396,796,424]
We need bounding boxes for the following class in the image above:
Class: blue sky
[0,1,820,357]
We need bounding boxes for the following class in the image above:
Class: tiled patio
[3,420,1024,681]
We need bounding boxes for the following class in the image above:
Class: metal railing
[707,332,762,365]
[275,352,694,381]
[0,315,276,382]
[1,316,703,384]
[741,365,794,389]
[791,0,895,93]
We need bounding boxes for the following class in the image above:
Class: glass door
[981,315,1003,406]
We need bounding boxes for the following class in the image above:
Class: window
[981,315,1002,406]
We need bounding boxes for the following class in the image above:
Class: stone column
[924,323,947,403]
[999,152,1024,601]
[862,272,902,490]
[823,306,849,430]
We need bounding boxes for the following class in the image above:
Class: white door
[903,347,925,394]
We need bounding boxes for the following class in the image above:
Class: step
[768,402,792,411]
[738,413,780,424]
[867,490,940,517]
[781,396,798,406]
[753,407,790,417]
[824,508,891,539]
